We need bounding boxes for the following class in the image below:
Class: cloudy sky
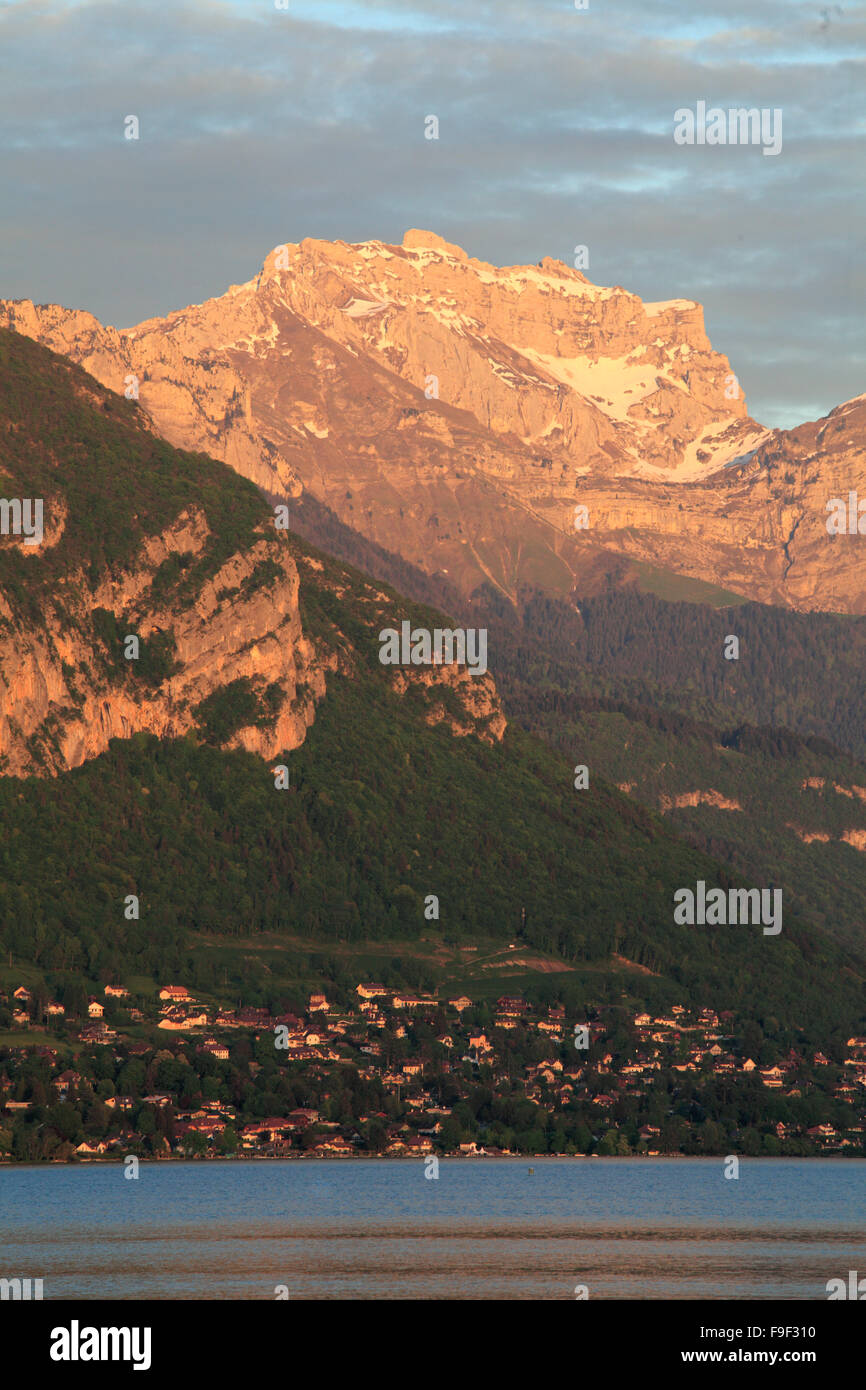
[1,0,863,428]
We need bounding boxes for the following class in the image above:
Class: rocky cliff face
[561,393,866,611]
[0,522,507,777]
[0,510,325,776]
[0,331,506,776]
[3,233,862,611]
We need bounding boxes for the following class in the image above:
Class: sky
[0,0,863,429]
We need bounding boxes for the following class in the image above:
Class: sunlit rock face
[3,234,864,612]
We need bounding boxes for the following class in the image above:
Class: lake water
[2,1157,865,1299]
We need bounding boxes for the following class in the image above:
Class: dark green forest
[1,331,866,1042]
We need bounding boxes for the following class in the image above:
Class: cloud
[0,0,862,427]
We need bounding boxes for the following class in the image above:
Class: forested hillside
[1,338,865,1042]
[290,493,866,957]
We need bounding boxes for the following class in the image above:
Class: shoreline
[2,1151,863,1169]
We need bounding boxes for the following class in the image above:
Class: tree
[183,1130,209,1158]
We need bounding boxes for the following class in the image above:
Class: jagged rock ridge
[2,234,863,611]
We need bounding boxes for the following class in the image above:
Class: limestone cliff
[0,511,325,776]
[0,330,506,776]
[3,233,861,611]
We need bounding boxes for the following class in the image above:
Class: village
[1,978,864,1161]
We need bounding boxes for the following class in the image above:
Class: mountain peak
[402,228,467,259]
[11,231,864,613]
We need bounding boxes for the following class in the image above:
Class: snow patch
[518,347,662,422]
[341,297,391,318]
[644,298,695,318]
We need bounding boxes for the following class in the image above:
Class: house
[402,1061,424,1077]
[87,998,104,1018]
[159,985,192,1002]
[806,1124,838,1141]
[448,996,472,1012]
[496,996,528,1017]
[239,1121,287,1147]
[404,1134,433,1153]
[309,993,330,1013]
[356,983,388,1000]
[12,987,32,1002]
[287,1108,319,1127]
[78,1023,116,1044]
[158,1009,208,1030]
[56,1070,81,1098]
[104,1095,135,1112]
[759,1066,784,1088]
[315,1135,355,1155]
[741,1057,757,1072]
[175,1118,227,1144]
[104,985,129,998]
[236,1007,270,1028]
[200,1039,230,1060]
[45,1001,65,1016]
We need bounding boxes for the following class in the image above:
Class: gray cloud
[0,0,862,427]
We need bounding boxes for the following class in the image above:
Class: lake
[2,1157,865,1299]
